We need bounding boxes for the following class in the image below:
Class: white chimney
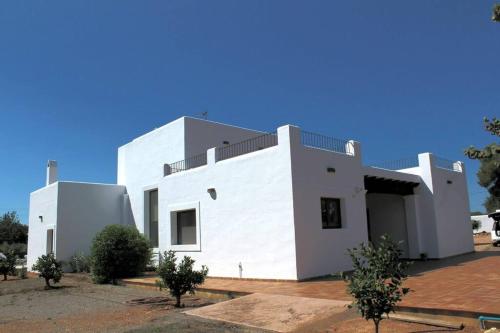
[46,160,58,186]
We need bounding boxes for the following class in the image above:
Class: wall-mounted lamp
[223,141,230,145]
[327,167,336,173]
[38,216,43,222]
[207,187,217,199]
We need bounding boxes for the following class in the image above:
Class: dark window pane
[149,190,159,247]
[177,210,196,245]
[321,198,341,229]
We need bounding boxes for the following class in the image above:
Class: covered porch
[363,167,422,259]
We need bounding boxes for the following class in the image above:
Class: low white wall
[471,214,494,234]
[27,183,59,270]
[158,127,297,280]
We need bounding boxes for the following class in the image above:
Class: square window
[169,202,201,251]
[321,198,342,229]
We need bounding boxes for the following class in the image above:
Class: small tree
[346,235,411,333]
[0,251,16,281]
[90,224,151,284]
[32,253,63,288]
[472,219,482,232]
[156,250,208,307]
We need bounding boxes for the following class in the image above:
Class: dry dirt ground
[1,274,487,333]
[0,274,262,333]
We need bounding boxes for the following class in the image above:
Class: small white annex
[28,117,474,280]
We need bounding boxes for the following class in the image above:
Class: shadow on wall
[123,194,135,227]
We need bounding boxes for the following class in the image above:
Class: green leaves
[156,250,208,307]
[32,253,63,287]
[346,235,411,331]
[90,224,152,284]
[465,118,500,212]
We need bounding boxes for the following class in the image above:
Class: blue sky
[0,1,497,223]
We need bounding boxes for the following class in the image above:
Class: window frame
[168,201,201,252]
[320,197,342,229]
[148,189,159,248]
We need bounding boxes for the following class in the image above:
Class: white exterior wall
[431,163,474,257]
[117,118,186,235]
[56,182,129,263]
[117,117,262,238]
[27,181,128,270]
[158,126,297,280]
[401,153,473,258]
[471,214,494,234]
[289,131,369,280]
[183,117,263,157]
[27,183,59,270]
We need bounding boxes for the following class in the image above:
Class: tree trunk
[374,320,380,333]
[175,295,181,308]
[45,277,51,288]
[3,273,6,281]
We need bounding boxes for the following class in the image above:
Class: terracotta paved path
[125,247,500,316]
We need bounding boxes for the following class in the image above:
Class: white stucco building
[28,117,474,280]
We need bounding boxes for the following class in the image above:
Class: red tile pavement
[124,248,500,316]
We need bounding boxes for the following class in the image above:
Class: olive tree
[346,235,411,333]
[156,250,208,307]
[32,253,63,288]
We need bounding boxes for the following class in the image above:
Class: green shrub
[69,252,91,273]
[90,224,151,284]
[0,251,16,280]
[346,235,411,333]
[32,253,63,288]
[156,250,208,307]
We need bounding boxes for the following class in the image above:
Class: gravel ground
[0,274,264,333]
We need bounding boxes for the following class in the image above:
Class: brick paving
[124,246,500,317]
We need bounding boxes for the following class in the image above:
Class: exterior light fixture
[39,216,43,222]
[207,187,216,199]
